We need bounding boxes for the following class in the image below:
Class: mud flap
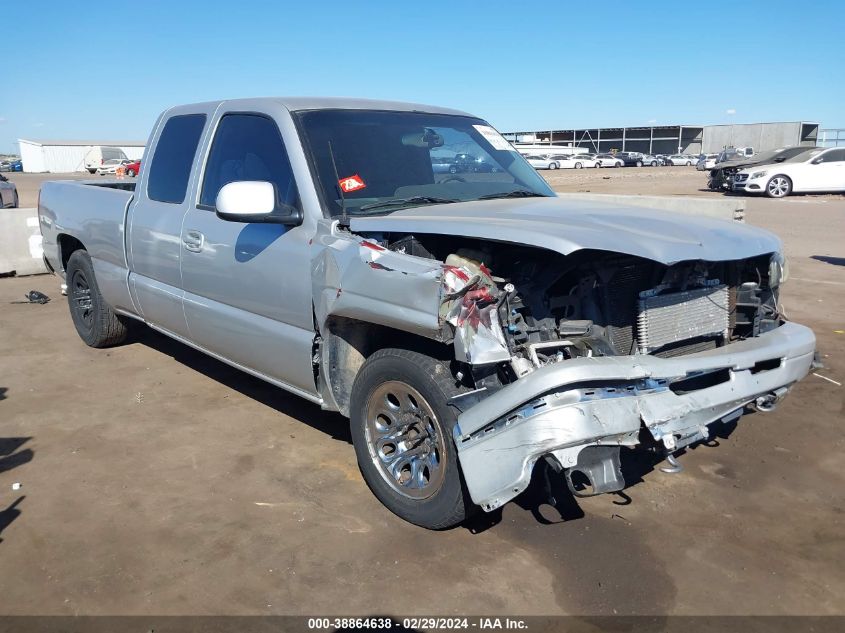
[563,446,625,497]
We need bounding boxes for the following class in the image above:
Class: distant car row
[521,152,700,170]
[0,160,23,172]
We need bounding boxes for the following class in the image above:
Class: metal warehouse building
[503,121,819,155]
[17,139,145,173]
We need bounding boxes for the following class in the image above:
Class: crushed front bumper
[454,322,816,512]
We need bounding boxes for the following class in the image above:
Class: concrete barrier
[0,207,49,276]
[557,193,745,223]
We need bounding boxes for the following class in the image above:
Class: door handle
[183,229,204,253]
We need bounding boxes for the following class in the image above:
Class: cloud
[726,108,736,115]
[33,122,45,127]
[647,118,657,124]
[0,117,6,124]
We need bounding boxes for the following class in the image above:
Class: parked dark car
[0,173,19,208]
[7,160,23,172]
[431,156,455,174]
[452,153,500,173]
[616,152,647,167]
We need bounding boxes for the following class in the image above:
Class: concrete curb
[557,193,745,222]
[0,207,49,276]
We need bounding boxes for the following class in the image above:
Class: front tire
[766,175,792,198]
[574,162,582,169]
[549,162,558,170]
[66,250,130,348]
[636,160,643,167]
[127,169,136,177]
[349,348,469,529]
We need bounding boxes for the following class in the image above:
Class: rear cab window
[147,114,207,204]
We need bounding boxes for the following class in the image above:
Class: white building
[17,139,146,173]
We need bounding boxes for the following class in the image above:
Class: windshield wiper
[477,190,547,200]
[358,196,459,212]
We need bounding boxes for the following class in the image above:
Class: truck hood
[349,197,781,265]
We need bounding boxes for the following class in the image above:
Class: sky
[2,0,843,154]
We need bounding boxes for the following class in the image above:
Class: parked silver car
[525,154,560,170]
[40,97,815,529]
[0,173,18,207]
[666,154,695,166]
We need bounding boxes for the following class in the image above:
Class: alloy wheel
[767,177,790,198]
[364,381,446,499]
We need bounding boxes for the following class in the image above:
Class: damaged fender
[310,221,512,411]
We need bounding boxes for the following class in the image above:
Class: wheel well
[320,316,453,417]
[58,234,86,271]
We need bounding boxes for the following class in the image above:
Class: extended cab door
[179,108,318,397]
[126,109,210,338]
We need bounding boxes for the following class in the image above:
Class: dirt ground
[0,168,843,616]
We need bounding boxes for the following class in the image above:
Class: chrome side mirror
[215,181,302,225]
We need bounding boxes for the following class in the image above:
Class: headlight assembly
[751,170,768,179]
[769,252,789,287]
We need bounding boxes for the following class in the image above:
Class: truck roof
[166,97,474,118]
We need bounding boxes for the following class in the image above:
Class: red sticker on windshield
[339,174,366,193]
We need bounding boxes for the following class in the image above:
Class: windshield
[295,110,555,217]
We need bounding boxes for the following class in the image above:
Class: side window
[824,149,845,162]
[200,113,299,209]
[147,114,207,204]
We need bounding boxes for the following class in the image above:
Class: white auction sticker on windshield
[473,125,513,152]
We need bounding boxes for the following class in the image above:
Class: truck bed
[39,179,136,283]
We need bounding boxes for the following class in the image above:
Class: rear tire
[12,192,18,208]
[636,160,643,167]
[549,162,558,170]
[349,348,470,529]
[127,169,136,177]
[66,250,130,348]
[574,162,582,169]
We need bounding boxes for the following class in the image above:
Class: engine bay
[368,232,782,388]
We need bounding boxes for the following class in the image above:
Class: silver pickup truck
[39,98,816,529]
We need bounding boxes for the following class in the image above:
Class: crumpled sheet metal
[454,321,816,511]
[313,224,513,365]
[311,229,445,339]
[456,392,644,511]
[439,255,511,365]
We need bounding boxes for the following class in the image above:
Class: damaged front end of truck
[311,207,816,514]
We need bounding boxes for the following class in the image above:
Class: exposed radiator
[637,285,730,354]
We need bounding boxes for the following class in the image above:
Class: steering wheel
[443,176,467,183]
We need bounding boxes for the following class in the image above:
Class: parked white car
[732,147,845,198]
[696,154,719,171]
[666,154,694,166]
[525,155,561,170]
[84,146,129,174]
[96,159,133,175]
[548,154,599,169]
[594,153,623,168]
